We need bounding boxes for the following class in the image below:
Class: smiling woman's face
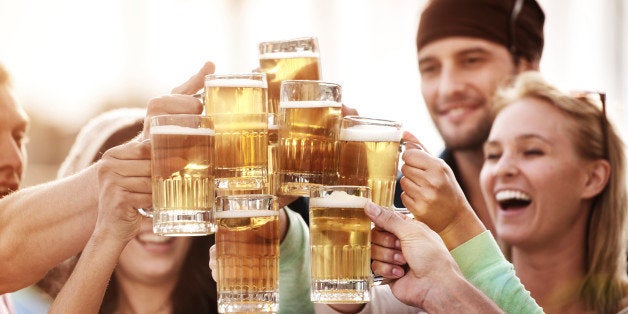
[115,217,193,285]
[479,97,594,248]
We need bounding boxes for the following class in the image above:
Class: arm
[0,167,99,293]
[49,140,151,313]
[450,231,543,313]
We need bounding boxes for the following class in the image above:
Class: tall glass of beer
[259,37,321,115]
[150,114,215,236]
[215,194,280,313]
[338,116,403,208]
[204,73,269,195]
[309,185,372,303]
[278,80,342,196]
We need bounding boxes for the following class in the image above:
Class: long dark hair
[100,235,218,314]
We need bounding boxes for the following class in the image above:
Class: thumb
[364,202,414,238]
[171,61,216,95]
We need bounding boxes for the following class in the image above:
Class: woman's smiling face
[479,97,594,248]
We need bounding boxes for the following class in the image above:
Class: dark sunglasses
[570,91,609,159]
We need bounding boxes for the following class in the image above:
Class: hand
[95,139,152,243]
[399,133,483,249]
[342,104,358,116]
[209,244,218,282]
[142,61,216,139]
[365,202,461,309]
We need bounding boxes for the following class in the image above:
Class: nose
[437,65,466,101]
[493,154,519,178]
[0,133,24,184]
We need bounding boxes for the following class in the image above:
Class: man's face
[0,85,29,197]
[418,37,516,151]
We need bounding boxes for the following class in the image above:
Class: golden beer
[278,101,342,196]
[309,186,371,303]
[215,195,279,313]
[260,53,320,115]
[204,74,268,114]
[213,113,268,195]
[267,114,279,196]
[338,121,402,208]
[150,117,215,236]
[259,37,320,115]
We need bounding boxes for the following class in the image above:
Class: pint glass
[215,194,280,313]
[204,73,269,195]
[278,80,342,196]
[337,116,403,208]
[259,37,320,115]
[204,73,268,115]
[150,114,215,235]
[309,186,372,303]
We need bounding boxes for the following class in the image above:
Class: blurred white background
[0,0,625,186]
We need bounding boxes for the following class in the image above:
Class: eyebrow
[418,47,492,65]
[484,134,552,148]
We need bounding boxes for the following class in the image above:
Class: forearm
[421,273,503,313]
[451,231,542,313]
[49,229,126,313]
[0,164,99,292]
[438,207,486,251]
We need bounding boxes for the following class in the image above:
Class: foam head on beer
[309,190,369,208]
[339,124,402,142]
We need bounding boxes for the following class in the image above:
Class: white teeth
[137,233,171,244]
[495,190,531,202]
[448,107,467,115]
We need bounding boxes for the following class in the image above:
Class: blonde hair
[494,71,628,313]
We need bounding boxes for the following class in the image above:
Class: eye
[484,149,501,161]
[419,62,439,77]
[523,149,544,156]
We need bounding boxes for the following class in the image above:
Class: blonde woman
[480,72,628,313]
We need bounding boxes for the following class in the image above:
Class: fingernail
[391,267,404,277]
[364,201,382,217]
[393,253,405,263]
[395,239,401,249]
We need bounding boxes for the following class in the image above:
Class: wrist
[438,208,485,251]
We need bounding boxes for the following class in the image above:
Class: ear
[516,57,539,72]
[581,159,611,199]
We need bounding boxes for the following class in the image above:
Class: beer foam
[151,125,215,136]
[215,209,279,219]
[259,51,319,59]
[279,100,342,108]
[309,191,368,208]
[205,79,267,88]
[340,125,402,142]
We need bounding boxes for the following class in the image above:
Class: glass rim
[342,115,402,128]
[309,185,371,193]
[258,36,318,45]
[216,194,277,201]
[281,80,339,88]
[150,113,209,124]
[204,72,267,82]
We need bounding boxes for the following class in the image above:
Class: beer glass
[150,114,215,235]
[278,80,342,196]
[337,116,403,208]
[259,37,321,115]
[204,73,268,115]
[215,194,280,313]
[204,73,270,195]
[309,185,372,303]
[212,113,269,196]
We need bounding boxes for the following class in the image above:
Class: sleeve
[450,231,544,314]
[278,207,315,314]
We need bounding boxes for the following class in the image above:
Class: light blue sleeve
[450,231,544,314]
[279,207,315,314]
